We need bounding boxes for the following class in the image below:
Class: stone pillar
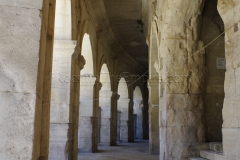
[117,98,130,142]
[0,1,47,159]
[68,49,85,160]
[78,76,96,152]
[157,1,207,159]
[128,98,134,142]
[110,93,120,146]
[48,0,76,159]
[218,1,240,159]
[49,40,76,160]
[99,90,112,145]
[92,81,102,152]
[148,80,159,155]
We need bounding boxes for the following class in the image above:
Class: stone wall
[218,0,240,159]
[0,0,53,159]
[155,0,208,159]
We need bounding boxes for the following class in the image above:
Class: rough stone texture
[0,2,42,160]
[154,0,208,159]
[200,150,224,160]
[217,0,240,159]
[209,142,223,153]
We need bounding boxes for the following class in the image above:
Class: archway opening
[133,86,144,140]
[78,33,95,152]
[98,64,112,145]
[202,0,225,143]
[117,77,129,143]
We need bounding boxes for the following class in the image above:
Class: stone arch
[117,77,130,143]
[78,33,96,152]
[133,86,143,140]
[98,63,112,145]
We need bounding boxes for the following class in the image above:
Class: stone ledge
[200,150,224,160]
[190,157,207,160]
[209,142,223,153]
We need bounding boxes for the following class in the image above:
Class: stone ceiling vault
[85,0,149,74]
[103,0,149,69]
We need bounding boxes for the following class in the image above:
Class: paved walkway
[78,140,159,160]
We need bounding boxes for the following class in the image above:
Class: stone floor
[78,140,159,160]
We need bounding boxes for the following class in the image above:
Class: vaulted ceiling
[84,0,149,75]
[103,0,148,69]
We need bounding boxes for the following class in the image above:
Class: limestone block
[200,150,224,160]
[49,141,69,160]
[0,0,42,9]
[50,102,70,123]
[79,117,92,128]
[101,118,110,126]
[224,75,236,98]
[0,92,36,160]
[79,127,92,138]
[78,138,92,152]
[222,128,240,160]
[54,0,72,40]
[222,97,239,128]
[49,124,69,142]
[51,88,70,103]
[79,105,93,117]
[0,5,41,93]
[235,67,240,96]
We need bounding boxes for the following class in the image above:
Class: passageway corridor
[1,0,240,159]
[78,141,158,160]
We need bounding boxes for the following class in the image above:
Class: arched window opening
[117,78,130,143]
[78,33,95,152]
[133,86,143,140]
[98,64,112,145]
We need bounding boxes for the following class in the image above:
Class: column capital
[78,55,86,70]
[112,93,120,100]
[94,81,102,91]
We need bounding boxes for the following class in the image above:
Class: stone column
[99,90,112,145]
[92,81,102,152]
[148,80,159,155]
[118,98,130,142]
[49,40,76,160]
[0,1,47,159]
[110,93,120,146]
[49,0,76,159]
[128,86,134,142]
[157,1,207,159]
[78,76,96,152]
